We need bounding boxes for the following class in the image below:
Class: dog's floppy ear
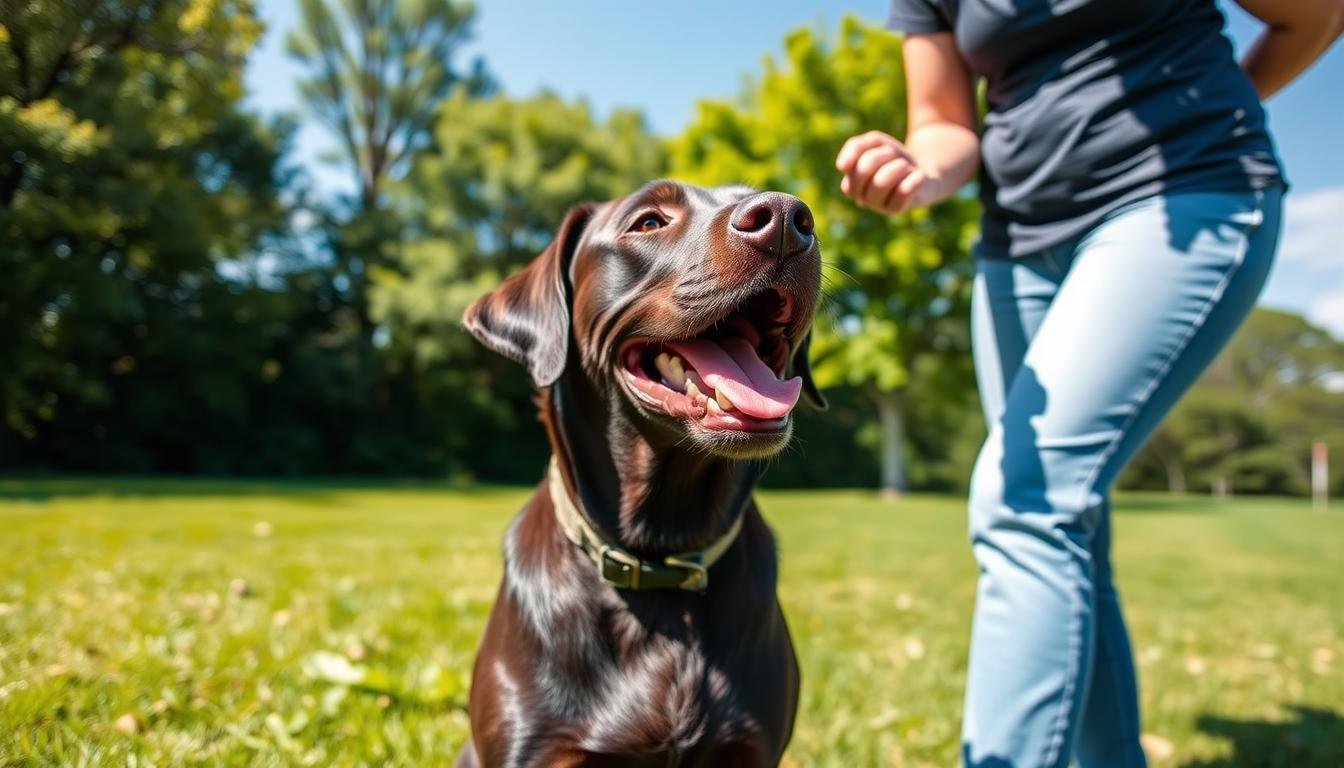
[462,204,594,387]
[789,330,827,410]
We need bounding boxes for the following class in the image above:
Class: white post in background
[1312,440,1328,512]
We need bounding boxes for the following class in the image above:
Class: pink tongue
[666,337,802,420]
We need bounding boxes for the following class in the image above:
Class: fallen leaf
[264,712,300,752]
[1251,643,1277,660]
[305,651,365,685]
[867,708,902,730]
[114,713,140,735]
[1310,647,1334,675]
[903,637,926,661]
[1184,656,1206,676]
[320,686,348,715]
[345,641,367,662]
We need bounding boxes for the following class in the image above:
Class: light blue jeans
[962,187,1283,767]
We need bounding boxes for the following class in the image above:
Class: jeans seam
[1042,246,1066,276]
[1041,564,1086,767]
[1074,244,1248,765]
[1049,197,1259,767]
[1099,604,1144,767]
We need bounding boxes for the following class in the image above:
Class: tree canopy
[287,0,490,211]
[0,0,294,469]
[1,6,1336,496]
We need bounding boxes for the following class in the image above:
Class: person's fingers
[855,145,903,178]
[835,131,888,171]
[871,158,915,192]
[836,130,898,172]
[848,145,903,201]
[865,159,915,210]
[841,173,874,208]
[882,168,928,213]
[896,168,928,198]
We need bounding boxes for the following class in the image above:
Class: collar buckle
[664,552,708,591]
[551,457,739,593]
[597,544,642,589]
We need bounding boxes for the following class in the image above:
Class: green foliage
[0,0,298,468]
[0,4,1334,495]
[287,0,490,210]
[377,91,665,363]
[2,482,1340,764]
[1125,309,1344,496]
[366,92,666,480]
[669,17,981,491]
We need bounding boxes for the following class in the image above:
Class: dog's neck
[542,372,760,556]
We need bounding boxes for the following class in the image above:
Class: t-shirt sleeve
[887,0,952,34]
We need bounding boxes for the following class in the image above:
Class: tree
[370,91,665,479]
[1125,309,1344,496]
[0,0,295,467]
[286,0,490,212]
[668,17,980,495]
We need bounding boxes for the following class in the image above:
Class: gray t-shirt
[887,0,1284,257]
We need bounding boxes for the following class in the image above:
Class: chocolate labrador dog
[457,180,825,767]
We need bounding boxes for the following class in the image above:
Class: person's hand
[836,131,944,214]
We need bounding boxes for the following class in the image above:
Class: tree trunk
[1159,449,1186,494]
[873,390,909,498]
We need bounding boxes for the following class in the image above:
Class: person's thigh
[962,187,1281,767]
[972,250,1067,425]
[1025,188,1282,508]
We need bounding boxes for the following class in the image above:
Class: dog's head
[464,179,825,459]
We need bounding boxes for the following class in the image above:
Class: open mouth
[619,288,801,433]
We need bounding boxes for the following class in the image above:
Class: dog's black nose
[730,193,815,258]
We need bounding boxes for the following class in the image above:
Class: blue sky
[244,1,1344,335]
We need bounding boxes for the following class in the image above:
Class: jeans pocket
[1225,190,1267,232]
[1160,189,1277,260]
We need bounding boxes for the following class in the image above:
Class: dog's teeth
[685,379,702,399]
[715,388,736,411]
[667,356,687,388]
[706,396,723,414]
[654,352,674,382]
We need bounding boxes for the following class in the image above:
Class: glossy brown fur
[458,181,823,767]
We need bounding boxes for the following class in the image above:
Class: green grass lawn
[1,479,1340,767]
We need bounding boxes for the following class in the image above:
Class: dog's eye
[629,211,668,233]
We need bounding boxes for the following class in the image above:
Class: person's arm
[836,32,979,214]
[1234,0,1344,99]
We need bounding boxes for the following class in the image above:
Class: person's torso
[918,0,1284,255]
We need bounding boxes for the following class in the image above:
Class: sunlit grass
[1,480,1339,766]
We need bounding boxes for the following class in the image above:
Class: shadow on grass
[1180,705,1344,767]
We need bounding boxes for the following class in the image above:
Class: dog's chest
[575,630,760,758]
